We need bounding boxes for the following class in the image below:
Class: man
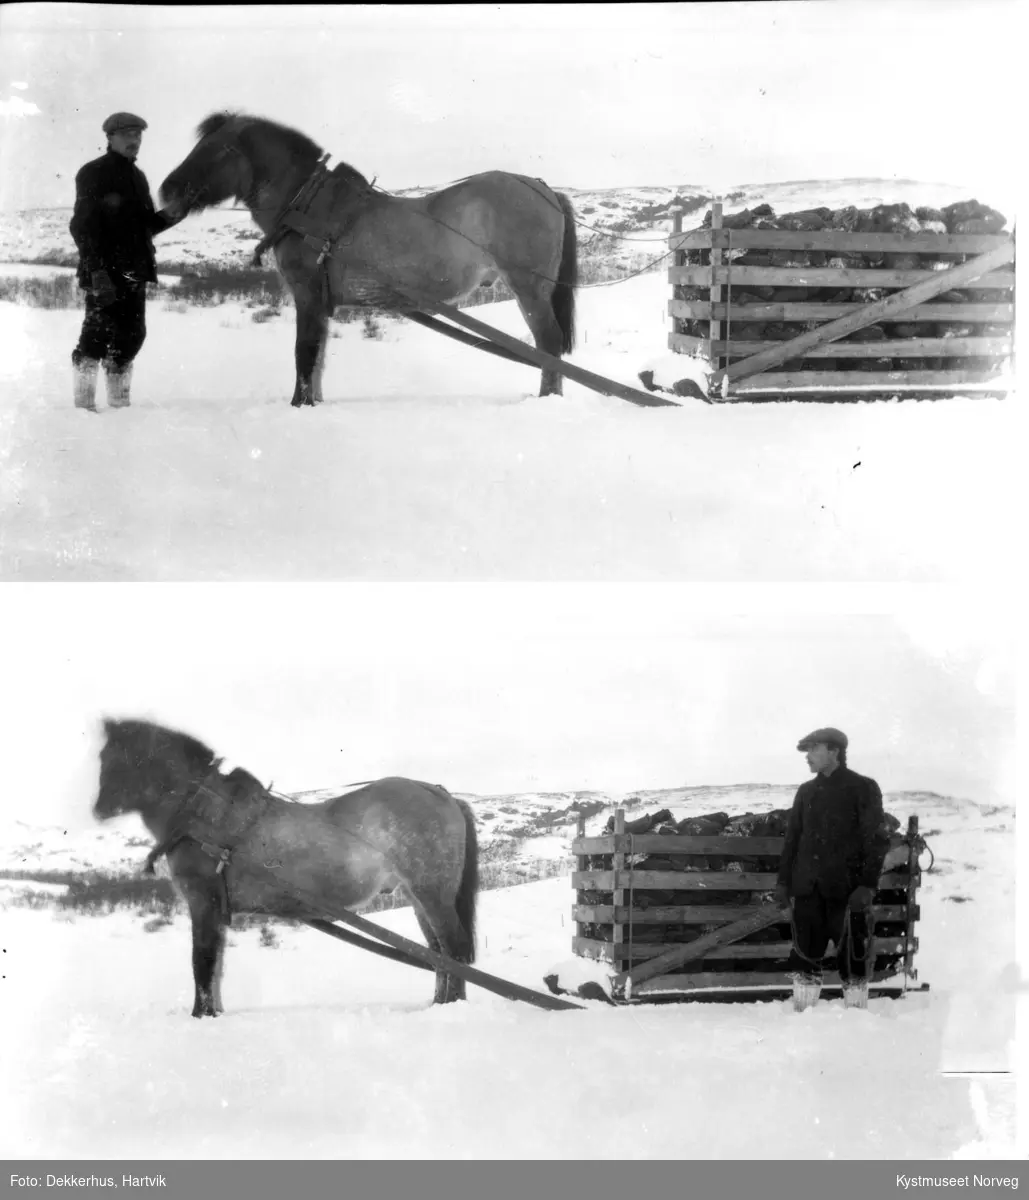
[774,728,890,1012]
[69,112,186,411]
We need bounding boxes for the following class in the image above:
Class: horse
[159,111,579,406]
[93,717,478,1017]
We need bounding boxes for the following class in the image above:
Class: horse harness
[249,154,380,311]
[142,769,271,921]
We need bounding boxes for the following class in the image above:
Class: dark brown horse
[93,717,478,1017]
[159,112,578,405]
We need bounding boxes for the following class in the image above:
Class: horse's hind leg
[290,282,330,408]
[412,901,472,1004]
[505,271,566,397]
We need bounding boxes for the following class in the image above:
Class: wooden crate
[571,809,927,1002]
[668,202,1015,400]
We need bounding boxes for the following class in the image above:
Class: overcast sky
[0,584,1015,832]
[0,1,1019,210]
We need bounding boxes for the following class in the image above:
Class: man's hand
[91,269,118,307]
[161,185,198,224]
[161,197,187,223]
[848,885,876,910]
[773,882,790,909]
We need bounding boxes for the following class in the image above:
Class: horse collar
[252,154,333,266]
[140,767,253,920]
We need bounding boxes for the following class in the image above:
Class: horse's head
[94,717,217,822]
[160,111,325,215]
[159,112,254,214]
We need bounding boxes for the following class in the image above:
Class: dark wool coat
[69,150,174,287]
[776,766,890,900]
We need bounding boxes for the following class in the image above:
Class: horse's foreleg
[291,287,330,408]
[189,900,226,1018]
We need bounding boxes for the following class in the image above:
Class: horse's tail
[553,191,578,354]
[455,797,479,963]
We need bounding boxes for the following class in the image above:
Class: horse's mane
[194,111,370,188]
[103,716,218,775]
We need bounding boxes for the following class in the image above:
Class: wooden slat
[611,809,627,964]
[709,201,724,373]
[573,868,917,890]
[574,815,587,945]
[711,337,1011,359]
[573,903,917,924]
[672,333,1014,359]
[631,970,918,996]
[571,833,786,855]
[670,299,1015,323]
[672,264,1015,289]
[671,228,1013,254]
[902,816,921,990]
[573,870,776,890]
[608,936,910,962]
[717,368,1010,393]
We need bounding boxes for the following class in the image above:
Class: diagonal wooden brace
[712,240,1015,389]
[613,901,791,998]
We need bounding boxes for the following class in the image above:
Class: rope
[917,834,935,872]
[787,903,824,978]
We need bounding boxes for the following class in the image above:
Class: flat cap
[102,112,148,135]
[796,727,848,751]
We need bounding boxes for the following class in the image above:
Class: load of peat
[674,199,1012,377]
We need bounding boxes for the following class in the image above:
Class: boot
[791,974,822,1012]
[105,362,133,408]
[73,357,100,411]
[843,979,870,1010]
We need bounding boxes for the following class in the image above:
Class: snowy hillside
[0,781,1005,887]
[0,176,1014,272]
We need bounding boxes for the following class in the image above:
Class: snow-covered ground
[0,264,1017,583]
[0,785,1018,1160]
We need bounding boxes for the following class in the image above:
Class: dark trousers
[72,284,147,371]
[788,886,873,983]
